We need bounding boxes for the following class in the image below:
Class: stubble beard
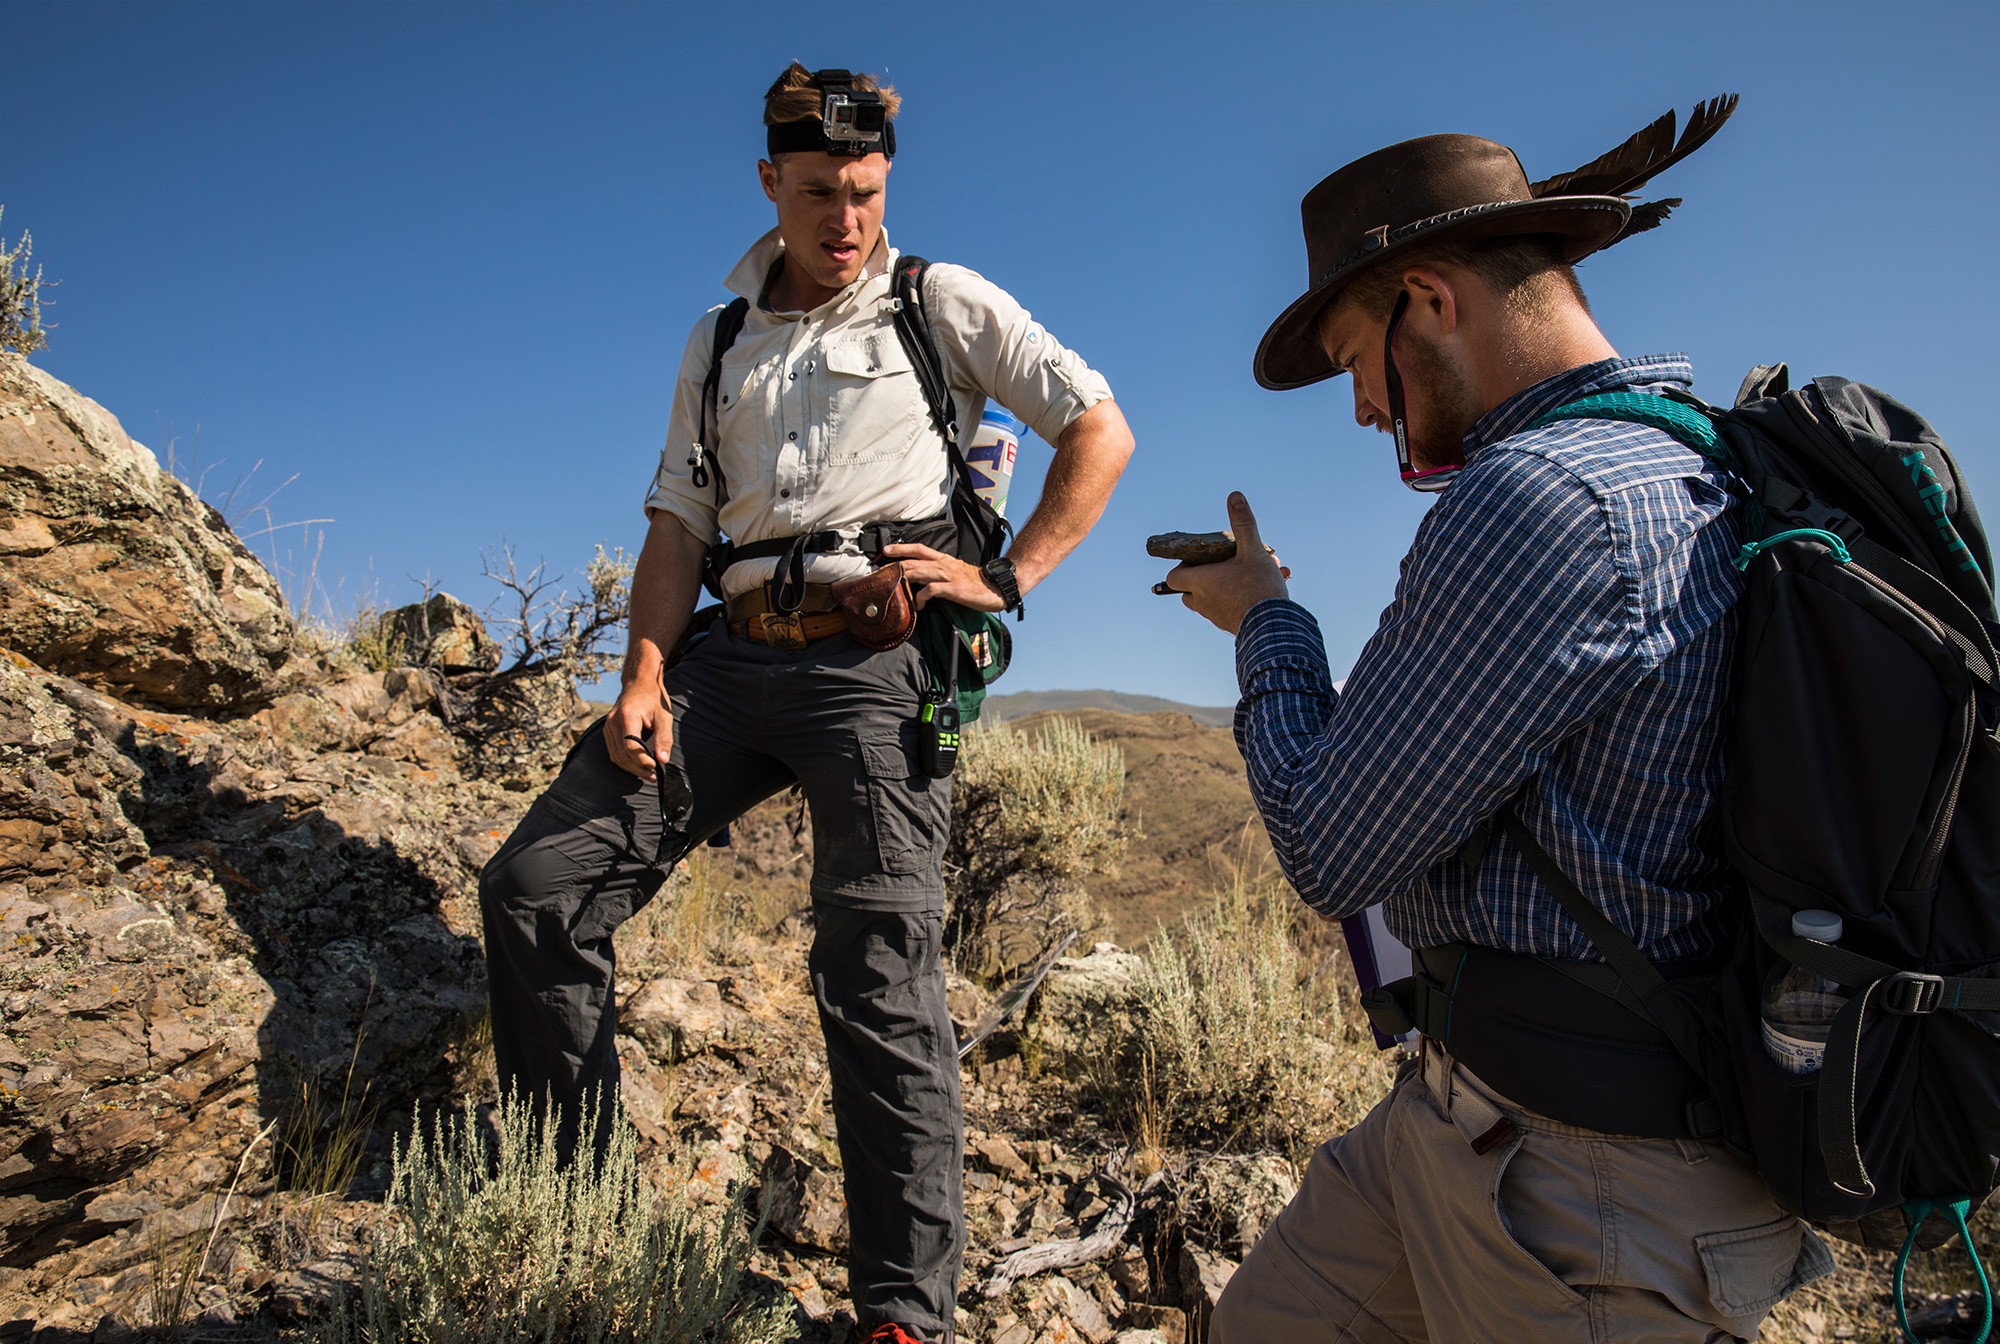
[1398,329,1480,473]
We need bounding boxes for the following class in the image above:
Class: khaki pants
[1212,1041,1832,1344]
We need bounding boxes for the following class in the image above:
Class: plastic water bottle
[963,407,1025,518]
[1761,910,1849,1074]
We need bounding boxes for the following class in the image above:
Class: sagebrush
[0,207,51,356]
[944,717,1126,980]
[323,1095,786,1344]
[1100,843,1396,1166]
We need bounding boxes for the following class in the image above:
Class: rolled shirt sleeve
[922,263,1113,444]
[1234,448,1647,920]
[642,306,726,544]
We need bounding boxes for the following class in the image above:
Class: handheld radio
[920,638,961,779]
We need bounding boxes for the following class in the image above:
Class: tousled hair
[763,60,902,127]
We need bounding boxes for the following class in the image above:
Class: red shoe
[861,1325,930,1344]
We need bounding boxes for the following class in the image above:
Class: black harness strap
[1495,806,1713,1067]
[727,515,960,566]
[892,256,1014,568]
[691,297,751,501]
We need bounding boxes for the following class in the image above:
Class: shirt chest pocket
[714,355,769,452]
[821,336,929,467]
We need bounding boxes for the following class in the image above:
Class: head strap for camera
[766,68,896,159]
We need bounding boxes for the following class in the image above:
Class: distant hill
[982,688,1236,728]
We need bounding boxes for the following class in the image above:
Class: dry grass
[1098,830,1397,1168]
[275,1019,379,1262]
[149,1120,276,1335]
[616,850,745,980]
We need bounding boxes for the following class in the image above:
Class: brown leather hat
[1255,96,1738,391]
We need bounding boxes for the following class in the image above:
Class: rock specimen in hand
[1145,531,1238,565]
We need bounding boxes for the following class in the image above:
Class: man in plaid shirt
[1168,115,1831,1341]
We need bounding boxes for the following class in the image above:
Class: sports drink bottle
[964,407,1025,518]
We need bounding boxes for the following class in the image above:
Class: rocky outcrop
[0,356,291,712]
[0,364,622,1325]
[382,593,499,674]
[0,648,532,1274]
[1028,945,1144,1065]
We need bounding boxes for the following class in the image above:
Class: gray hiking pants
[478,628,964,1340]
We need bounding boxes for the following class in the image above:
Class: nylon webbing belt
[726,515,956,566]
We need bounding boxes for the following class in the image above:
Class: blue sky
[8,2,1997,706]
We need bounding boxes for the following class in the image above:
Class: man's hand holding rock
[1167,492,1292,635]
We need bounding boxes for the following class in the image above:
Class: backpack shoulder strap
[691,297,750,499]
[1531,390,1730,461]
[888,255,958,447]
[889,255,1015,568]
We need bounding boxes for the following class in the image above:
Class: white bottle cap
[1792,909,1844,942]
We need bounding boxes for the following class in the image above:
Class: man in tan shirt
[480,63,1133,1344]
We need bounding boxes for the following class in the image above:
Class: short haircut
[1327,234,1590,327]
[763,61,902,127]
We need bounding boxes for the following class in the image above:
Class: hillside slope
[1006,710,1269,948]
[983,690,1235,729]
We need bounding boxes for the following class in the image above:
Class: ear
[757,159,780,203]
[1400,266,1461,336]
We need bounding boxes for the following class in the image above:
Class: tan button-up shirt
[644,228,1114,598]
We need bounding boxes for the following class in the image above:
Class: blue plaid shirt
[1236,354,1743,961]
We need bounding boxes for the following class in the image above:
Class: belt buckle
[1881,971,1945,1015]
[762,611,809,650]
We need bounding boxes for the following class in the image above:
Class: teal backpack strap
[1894,1198,1993,1344]
[1529,391,1741,472]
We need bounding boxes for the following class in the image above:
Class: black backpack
[1513,372,2000,1308]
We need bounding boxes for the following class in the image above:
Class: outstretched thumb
[1228,491,1264,556]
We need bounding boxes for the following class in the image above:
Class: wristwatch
[981,557,1024,619]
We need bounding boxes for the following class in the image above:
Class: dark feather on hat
[1529,94,1739,201]
[1608,197,1681,246]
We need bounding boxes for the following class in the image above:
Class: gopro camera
[817,69,891,157]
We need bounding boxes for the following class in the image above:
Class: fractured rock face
[1028,945,1144,1065]
[625,977,736,1064]
[0,649,534,1266]
[763,1145,848,1253]
[0,356,292,712]
[1177,1244,1238,1338]
[1179,1152,1298,1260]
[382,594,500,674]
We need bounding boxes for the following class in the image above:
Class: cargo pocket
[1696,1217,1833,1321]
[859,726,948,876]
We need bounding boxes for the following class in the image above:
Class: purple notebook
[1341,905,1415,1050]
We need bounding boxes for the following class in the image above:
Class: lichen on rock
[0,355,292,712]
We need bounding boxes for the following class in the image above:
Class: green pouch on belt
[916,602,1010,723]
